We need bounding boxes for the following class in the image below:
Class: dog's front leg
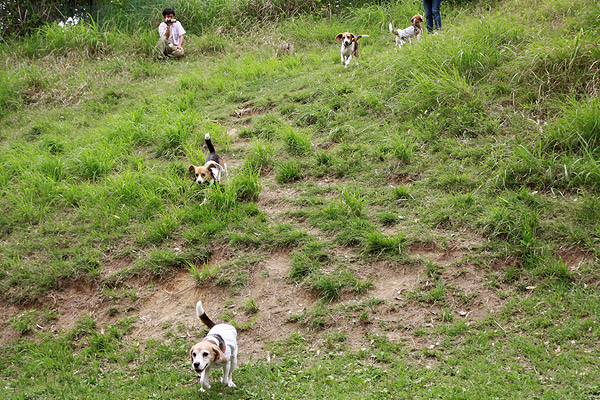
[199,369,211,392]
[221,361,237,388]
[221,363,230,386]
[344,54,352,68]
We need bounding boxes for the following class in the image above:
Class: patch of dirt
[230,103,274,119]
[0,217,512,367]
[101,256,134,279]
[257,184,300,222]
[408,241,462,267]
[557,247,596,270]
[128,250,317,361]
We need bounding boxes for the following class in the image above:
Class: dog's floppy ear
[335,33,344,42]
[212,344,228,365]
[349,33,356,41]
[189,165,196,173]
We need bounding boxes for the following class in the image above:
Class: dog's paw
[199,387,206,392]
[228,381,237,388]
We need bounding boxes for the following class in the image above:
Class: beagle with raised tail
[190,300,238,392]
[389,15,424,49]
[335,32,369,68]
[189,134,227,185]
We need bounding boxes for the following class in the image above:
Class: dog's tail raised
[196,300,216,329]
[204,133,216,154]
[356,34,369,40]
[389,23,399,37]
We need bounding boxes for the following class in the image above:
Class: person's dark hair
[162,8,175,17]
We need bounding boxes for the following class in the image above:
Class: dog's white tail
[196,300,216,328]
[389,22,399,37]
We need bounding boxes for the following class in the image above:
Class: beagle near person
[189,134,227,185]
[190,300,238,392]
[335,32,369,68]
[389,15,424,49]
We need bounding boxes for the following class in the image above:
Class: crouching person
[156,8,185,58]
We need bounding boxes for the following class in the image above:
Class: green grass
[1,0,600,398]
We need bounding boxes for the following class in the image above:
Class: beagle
[389,15,424,49]
[189,134,227,185]
[190,300,238,392]
[335,32,369,68]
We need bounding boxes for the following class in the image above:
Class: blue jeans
[423,0,442,32]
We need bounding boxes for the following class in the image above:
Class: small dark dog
[189,134,227,185]
[277,42,294,57]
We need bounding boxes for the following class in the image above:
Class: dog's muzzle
[193,362,205,373]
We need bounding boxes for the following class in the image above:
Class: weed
[391,185,412,200]
[243,297,260,315]
[232,169,262,202]
[340,189,365,217]
[243,138,274,174]
[276,159,302,183]
[378,211,399,226]
[280,125,311,155]
[362,231,407,256]
[9,311,39,335]
[312,275,345,302]
[188,262,218,285]
[390,135,415,162]
[144,249,189,277]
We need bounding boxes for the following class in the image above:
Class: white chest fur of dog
[190,301,238,392]
[335,32,369,68]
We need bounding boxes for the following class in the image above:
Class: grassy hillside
[1,0,599,398]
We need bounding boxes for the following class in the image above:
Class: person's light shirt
[158,21,186,46]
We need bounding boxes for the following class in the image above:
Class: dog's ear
[189,165,196,174]
[212,345,228,365]
[190,347,195,363]
[349,33,356,41]
[335,33,344,42]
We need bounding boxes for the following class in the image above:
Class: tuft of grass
[362,231,407,256]
[276,159,302,183]
[280,125,311,155]
[390,135,416,162]
[312,275,344,302]
[232,169,262,202]
[340,189,365,217]
[391,185,412,200]
[9,310,39,335]
[243,297,260,315]
[378,211,399,226]
[188,262,218,285]
[243,138,274,174]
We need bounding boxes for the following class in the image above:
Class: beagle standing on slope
[389,14,424,49]
[190,300,238,392]
[189,134,227,185]
[335,32,369,68]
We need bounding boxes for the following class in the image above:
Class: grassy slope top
[1,0,599,398]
